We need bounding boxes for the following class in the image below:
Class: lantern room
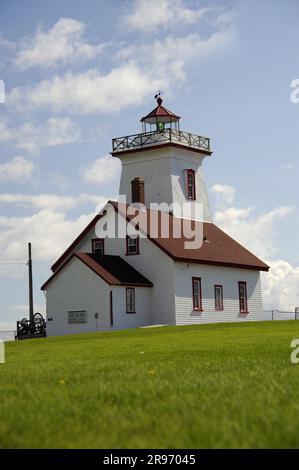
[140,94,180,133]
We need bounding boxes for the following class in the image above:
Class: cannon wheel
[33,312,46,336]
[33,312,43,323]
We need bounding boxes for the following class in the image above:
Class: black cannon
[16,312,46,340]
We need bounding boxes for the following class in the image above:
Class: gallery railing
[112,129,211,153]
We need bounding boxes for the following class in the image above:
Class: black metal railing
[112,129,211,153]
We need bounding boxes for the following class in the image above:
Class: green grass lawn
[1,321,299,449]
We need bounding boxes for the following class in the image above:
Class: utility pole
[28,242,34,322]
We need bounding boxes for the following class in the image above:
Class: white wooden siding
[117,146,212,221]
[46,252,154,335]
[111,286,151,329]
[102,226,176,326]
[174,262,263,325]
[46,257,110,336]
[169,148,212,222]
[46,211,264,334]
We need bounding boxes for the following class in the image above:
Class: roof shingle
[42,253,153,290]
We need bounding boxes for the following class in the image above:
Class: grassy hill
[1,321,299,449]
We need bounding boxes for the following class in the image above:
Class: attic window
[92,238,104,255]
[126,236,139,255]
[186,169,196,200]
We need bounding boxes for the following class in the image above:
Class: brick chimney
[131,177,145,204]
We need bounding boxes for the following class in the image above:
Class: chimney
[131,177,145,204]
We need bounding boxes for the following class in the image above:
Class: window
[238,282,248,313]
[157,121,165,132]
[215,285,224,311]
[126,236,139,255]
[92,238,104,255]
[186,169,196,200]
[192,277,202,311]
[126,288,135,313]
[68,310,87,324]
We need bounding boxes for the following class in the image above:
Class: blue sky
[0,0,299,329]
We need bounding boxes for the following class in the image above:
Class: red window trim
[92,238,105,255]
[126,236,140,255]
[192,277,203,312]
[110,291,113,327]
[186,169,196,201]
[126,287,136,314]
[238,281,248,313]
[214,285,224,311]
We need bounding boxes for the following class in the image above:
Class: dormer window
[92,238,104,255]
[186,169,196,200]
[126,236,139,255]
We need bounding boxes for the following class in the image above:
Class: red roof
[140,104,180,123]
[42,253,153,290]
[113,203,270,272]
[49,202,269,275]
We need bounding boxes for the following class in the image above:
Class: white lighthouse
[112,95,212,221]
[42,96,269,336]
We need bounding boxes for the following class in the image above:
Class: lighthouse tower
[111,95,212,222]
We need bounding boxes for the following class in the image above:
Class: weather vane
[155,90,163,105]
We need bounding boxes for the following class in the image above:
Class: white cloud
[0,322,16,332]
[0,192,112,278]
[17,117,81,154]
[212,182,298,311]
[0,210,94,272]
[0,193,108,211]
[117,29,233,83]
[122,0,213,33]
[9,9,233,116]
[9,31,232,115]
[0,156,35,183]
[281,162,295,172]
[14,18,105,70]
[0,117,80,155]
[0,119,13,141]
[210,183,235,207]
[214,205,293,260]
[0,36,14,50]
[12,304,46,316]
[262,260,299,311]
[9,64,161,115]
[83,155,121,184]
